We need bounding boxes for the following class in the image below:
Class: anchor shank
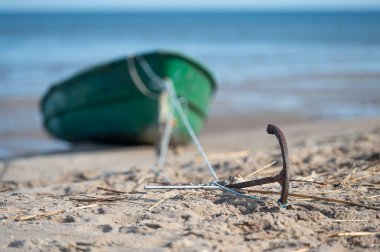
[227,174,282,189]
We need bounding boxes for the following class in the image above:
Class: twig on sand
[291,248,309,252]
[289,179,380,190]
[289,179,329,185]
[76,204,99,209]
[244,189,380,210]
[368,186,380,190]
[148,199,165,211]
[96,186,145,195]
[0,208,22,213]
[366,195,380,199]
[351,173,375,182]
[97,186,127,194]
[340,181,368,203]
[326,231,380,238]
[132,174,156,191]
[70,195,146,205]
[8,210,65,221]
[361,162,379,171]
[342,167,357,183]
[0,187,11,193]
[70,195,128,202]
[331,219,367,222]
[194,150,250,162]
[245,161,277,178]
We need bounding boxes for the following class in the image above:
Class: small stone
[100,224,113,233]
[119,226,138,233]
[8,240,25,248]
[181,214,191,221]
[61,216,75,223]
[97,208,106,214]
[296,212,309,221]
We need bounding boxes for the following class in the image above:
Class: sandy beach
[1,115,379,251]
[1,9,380,252]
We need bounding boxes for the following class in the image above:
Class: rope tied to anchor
[131,55,260,201]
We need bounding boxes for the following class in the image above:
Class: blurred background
[1,0,380,157]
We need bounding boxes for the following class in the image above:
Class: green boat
[41,50,216,145]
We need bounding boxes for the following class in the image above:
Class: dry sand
[0,117,379,251]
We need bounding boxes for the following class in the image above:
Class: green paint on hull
[41,50,216,145]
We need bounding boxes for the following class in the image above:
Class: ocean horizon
[1,11,380,118]
[0,10,380,157]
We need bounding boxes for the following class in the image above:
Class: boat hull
[41,51,216,145]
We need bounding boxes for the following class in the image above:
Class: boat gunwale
[41,50,217,110]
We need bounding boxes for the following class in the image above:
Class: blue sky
[1,0,380,11]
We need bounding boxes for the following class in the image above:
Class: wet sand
[0,113,379,251]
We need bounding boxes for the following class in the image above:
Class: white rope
[164,79,219,181]
[134,56,218,180]
[209,181,259,200]
[127,56,159,99]
[136,57,163,90]
[128,55,171,182]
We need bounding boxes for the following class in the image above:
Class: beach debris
[194,150,251,163]
[145,185,221,190]
[331,219,367,222]
[76,204,99,210]
[97,186,128,194]
[7,209,65,221]
[292,248,309,252]
[0,187,12,193]
[0,208,22,214]
[69,195,128,203]
[245,160,277,178]
[243,189,380,210]
[326,231,380,238]
[148,199,165,211]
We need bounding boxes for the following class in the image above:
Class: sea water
[1,11,380,116]
[0,11,380,157]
